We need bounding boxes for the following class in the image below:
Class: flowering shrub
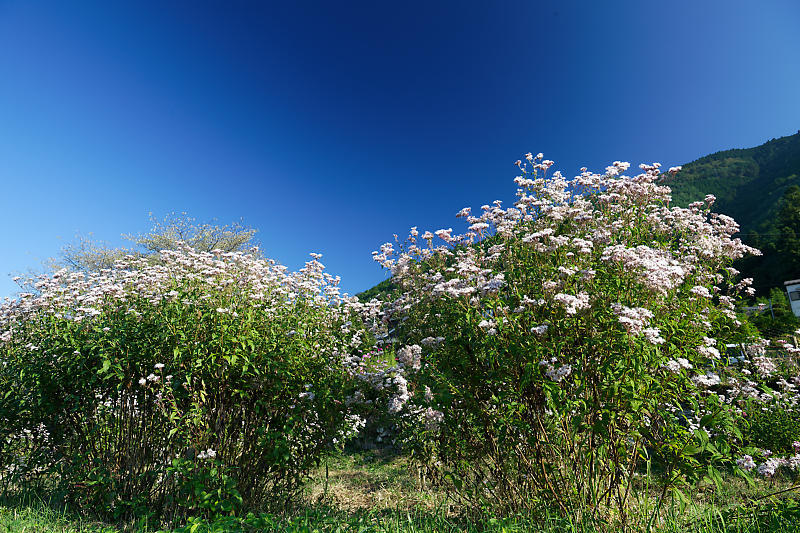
[717,337,800,476]
[342,347,408,448]
[374,155,762,519]
[742,406,800,462]
[0,247,378,520]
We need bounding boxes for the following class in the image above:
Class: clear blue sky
[2,1,799,299]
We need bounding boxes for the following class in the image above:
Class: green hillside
[664,130,800,292]
[356,277,397,301]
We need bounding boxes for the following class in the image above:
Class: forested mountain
[664,130,800,293]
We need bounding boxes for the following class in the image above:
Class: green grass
[3,498,800,533]
[0,501,119,532]
[303,449,444,511]
[3,450,800,532]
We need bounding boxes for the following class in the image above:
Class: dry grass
[303,448,447,511]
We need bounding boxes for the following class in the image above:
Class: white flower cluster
[0,246,374,348]
[332,414,366,446]
[692,373,721,388]
[530,324,548,335]
[197,448,216,460]
[600,245,687,296]
[423,408,444,432]
[553,292,590,315]
[662,358,692,373]
[752,355,777,376]
[539,358,572,383]
[346,350,413,418]
[738,447,800,478]
[736,455,756,471]
[388,373,410,414]
[612,304,654,336]
[396,344,422,371]
[697,337,720,359]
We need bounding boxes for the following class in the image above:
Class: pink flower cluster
[738,451,800,477]
[0,245,386,351]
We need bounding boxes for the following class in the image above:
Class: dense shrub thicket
[0,248,381,521]
[373,155,795,520]
[2,155,800,529]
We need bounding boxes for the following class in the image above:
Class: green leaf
[682,444,701,455]
[699,412,715,426]
[673,487,690,507]
[707,464,723,490]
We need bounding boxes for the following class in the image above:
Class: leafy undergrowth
[2,450,800,532]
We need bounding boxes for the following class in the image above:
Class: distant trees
[738,185,800,293]
[50,212,259,274]
[129,212,258,255]
[774,185,800,279]
[749,286,800,338]
[54,234,134,273]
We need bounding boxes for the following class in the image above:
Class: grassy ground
[303,449,445,511]
[0,503,117,532]
[2,449,800,532]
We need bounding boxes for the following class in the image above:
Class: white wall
[786,282,800,318]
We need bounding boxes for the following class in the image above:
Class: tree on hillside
[775,185,800,280]
[733,184,800,294]
[50,212,259,274]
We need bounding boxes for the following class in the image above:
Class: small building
[785,279,800,317]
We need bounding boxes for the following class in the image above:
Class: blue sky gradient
[2,0,799,298]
